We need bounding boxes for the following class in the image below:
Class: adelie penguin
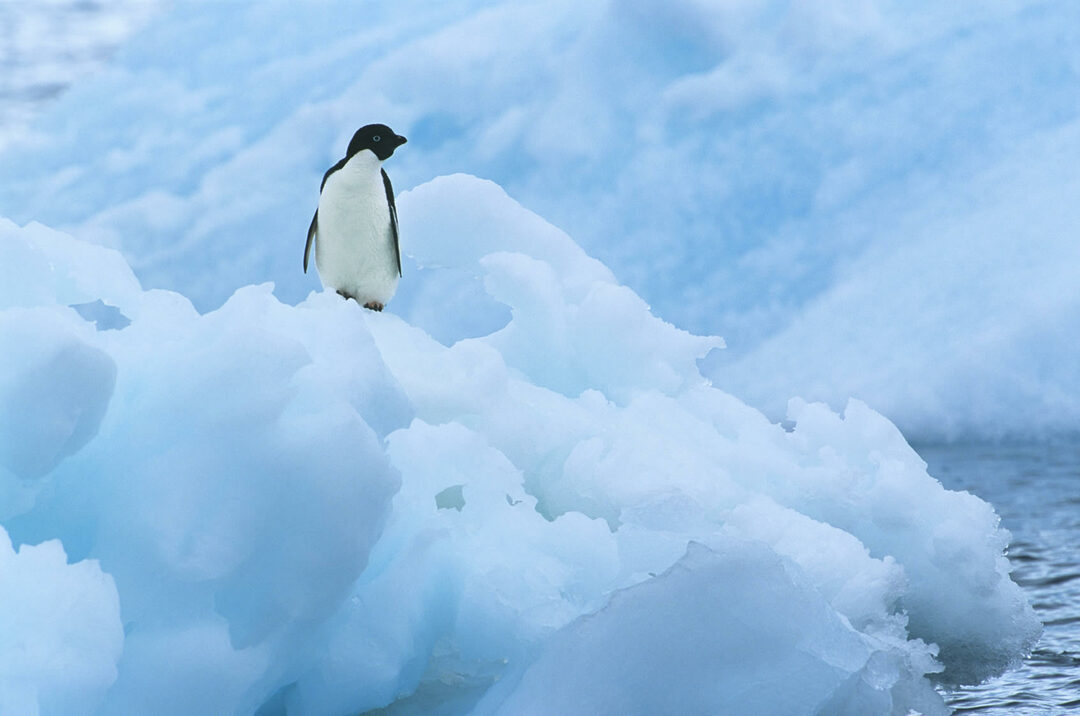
[304,124,407,311]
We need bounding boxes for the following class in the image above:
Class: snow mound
[0,526,123,716]
[0,175,1038,715]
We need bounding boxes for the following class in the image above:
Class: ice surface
[0,174,1039,714]
[475,540,946,716]
[1,0,1078,438]
[718,123,1080,441]
[0,526,123,716]
[0,308,115,483]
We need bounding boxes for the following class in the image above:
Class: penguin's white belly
[315,161,399,305]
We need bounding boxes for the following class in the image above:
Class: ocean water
[922,442,1080,715]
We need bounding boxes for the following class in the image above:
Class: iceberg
[0,175,1039,715]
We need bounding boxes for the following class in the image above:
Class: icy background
[0,0,1067,714]
[2,0,1079,440]
[0,0,157,152]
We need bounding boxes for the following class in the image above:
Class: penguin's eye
[372,135,381,142]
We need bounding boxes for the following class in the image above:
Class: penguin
[304,123,407,311]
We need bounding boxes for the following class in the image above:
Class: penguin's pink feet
[363,301,384,312]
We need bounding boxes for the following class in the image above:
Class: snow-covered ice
[0,526,122,716]
[0,1,1064,711]
[0,175,1039,714]
[2,0,1079,439]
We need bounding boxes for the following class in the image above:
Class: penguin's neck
[342,149,382,179]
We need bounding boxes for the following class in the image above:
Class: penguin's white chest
[314,151,399,304]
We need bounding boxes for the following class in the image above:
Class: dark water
[918,442,1080,716]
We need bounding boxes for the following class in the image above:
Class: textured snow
[1,0,1078,438]
[0,525,122,716]
[0,1,1064,711]
[0,176,1039,714]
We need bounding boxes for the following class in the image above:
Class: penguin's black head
[347,123,407,161]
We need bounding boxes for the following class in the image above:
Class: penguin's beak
[394,135,407,147]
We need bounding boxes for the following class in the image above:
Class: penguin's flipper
[306,158,344,273]
[303,209,318,273]
[382,168,402,277]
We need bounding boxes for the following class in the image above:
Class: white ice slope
[0,174,1039,715]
